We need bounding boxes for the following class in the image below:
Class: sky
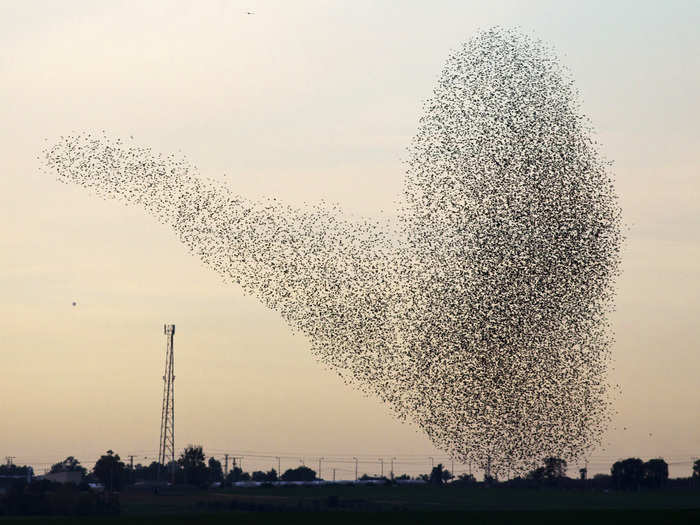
[1,0,699,479]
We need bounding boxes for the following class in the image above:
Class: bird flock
[43,28,622,477]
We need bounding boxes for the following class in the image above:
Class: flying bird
[41,28,622,477]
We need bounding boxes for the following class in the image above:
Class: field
[2,485,699,524]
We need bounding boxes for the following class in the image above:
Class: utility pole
[318,457,323,480]
[333,468,336,482]
[128,455,135,485]
[379,458,383,478]
[353,457,358,481]
[391,457,396,480]
[224,454,229,480]
[5,457,15,467]
[276,457,281,478]
[429,456,434,470]
[158,324,176,484]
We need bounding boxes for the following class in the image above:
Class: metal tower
[158,324,176,481]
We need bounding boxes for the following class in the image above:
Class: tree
[579,467,587,480]
[93,450,126,491]
[543,457,567,480]
[442,468,454,483]
[643,458,668,488]
[526,458,566,485]
[453,473,476,486]
[611,458,644,490]
[0,463,32,478]
[265,468,278,482]
[693,459,700,479]
[251,471,267,482]
[281,466,316,482]
[50,456,87,478]
[251,469,278,482]
[179,445,205,470]
[208,457,223,483]
[133,461,166,482]
[226,466,251,483]
[179,445,208,486]
[527,467,546,483]
[429,464,444,486]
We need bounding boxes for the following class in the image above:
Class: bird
[41,27,622,478]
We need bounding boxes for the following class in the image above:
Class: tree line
[2,448,699,491]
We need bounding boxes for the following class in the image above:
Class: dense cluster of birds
[43,28,622,476]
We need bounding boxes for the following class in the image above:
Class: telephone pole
[128,455,135,485]
[158,324,176,483]
[224,454,229,479]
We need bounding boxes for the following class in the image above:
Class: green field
[2,509,700,525]
[2,485,699,524]
[121,484,700,513]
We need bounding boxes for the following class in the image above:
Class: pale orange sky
[1,0,698,479]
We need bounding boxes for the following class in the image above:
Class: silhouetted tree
[251,470,267,482]
[50,456,87,478]
[579,467,587,480]
[226,466,250,483]
[134,461,166,482]
[543,457,567,480]
[93,450,126,491]
[643,458,668,488]
[0,464,32,477]
[527,466,546,483]
[451,473,476,486]
[250,469,278,482]
[592,473,613,489]
[429,464,444,486]
[693,459,700,479]
[611,458,644,490]
[526,458,566,485]
[178,445,207,486]
[442,468,454,482]
[281,466,316,482]
[265,468,278,482]
[208,457,223,484]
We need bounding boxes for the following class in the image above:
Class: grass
[120,484,700,513]
[2,485,699,523]
[2,510,700,524]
